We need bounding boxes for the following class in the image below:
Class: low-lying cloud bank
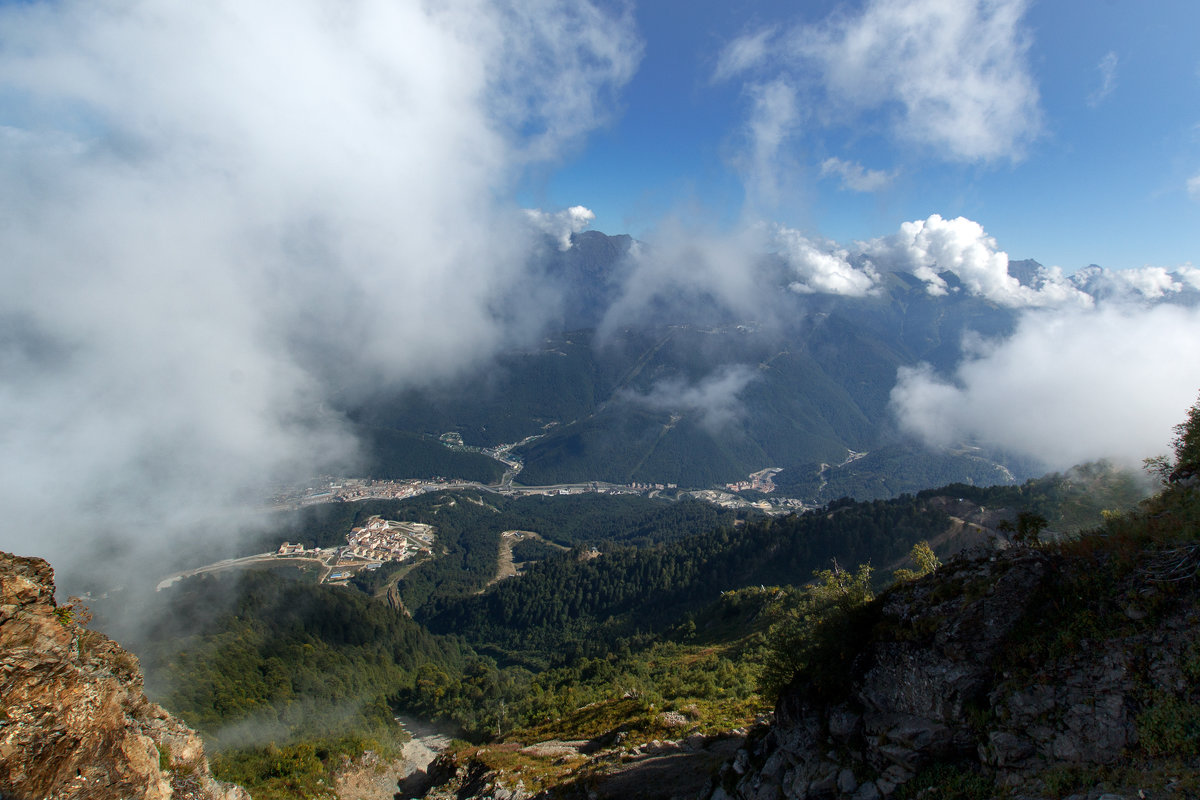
[891,304,1200,470]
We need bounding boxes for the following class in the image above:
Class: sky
[520,0,1200,272]
[0,0,1198,582]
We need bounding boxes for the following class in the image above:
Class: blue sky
[518,0,1200,272]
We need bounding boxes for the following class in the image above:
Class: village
[275,515,438,583]
[724,467,783,494]
[270,475,683,508]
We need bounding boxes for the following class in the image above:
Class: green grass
[894,763,997,800]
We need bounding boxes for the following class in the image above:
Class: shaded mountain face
[347,232,1187,497]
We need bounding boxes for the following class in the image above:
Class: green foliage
[893,540,940,583]
[1137,695,1200,757]
[211,741,332,800]
[759,562,875,700]
[1170,392,1200,480]
[139,570,466,748]
[774,445,1025,504]
[393,492,738,613]
[355,424,505,483]
[424,496,948,668]
[918,462,1150,535]
[894,762,997,800]
[997,511,1048,546]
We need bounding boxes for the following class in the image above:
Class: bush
[760,561,875,700]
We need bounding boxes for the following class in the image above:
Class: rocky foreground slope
[0,551,249,800]
[707,538,1200,800]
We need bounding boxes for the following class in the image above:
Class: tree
[1169,392,1200,483]
[760,561,874,699]
[997,511,1047,546]
[893,541,940,583]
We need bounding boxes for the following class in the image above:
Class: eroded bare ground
[335,717,452,800]
[481,530,569,592]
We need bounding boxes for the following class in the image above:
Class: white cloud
[739,79,801,210]
[1177,266,1200,290]
[1102,267,1183,299]
[772,225,879,296]
[714,0,1040,216]
[1071,264,1200,301]
[891,304,1200,469]
[598,222,773,337]
[713,27,776,83]
[0,0,639,578]
[863,214,1090,307]
[790,0,1040,161]
[1188,172,1200,200]
[525,205,596,250]
[1087,51,1119,107]
[819,156,896,192]
[619,365,761,432]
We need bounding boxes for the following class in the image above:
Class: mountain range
[349,231,1198,500]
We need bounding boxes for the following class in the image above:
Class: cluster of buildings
[272,478,459,508]
[725,468,782,494]
[343,517,436,564]
[273,516,439,585]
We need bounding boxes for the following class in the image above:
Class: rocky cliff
[708,537,1200,800]
[0,551,249,800]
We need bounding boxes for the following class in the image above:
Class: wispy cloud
[713,27,776,83]
[796,0,1041,161]
[819,156,896,192]
[738,79,801,211]
[619,365,761,432]
[721,0,1041,164]
[1087,51,1119,108]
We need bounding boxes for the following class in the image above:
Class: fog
[0,0,639,583]
[617,365,762,433]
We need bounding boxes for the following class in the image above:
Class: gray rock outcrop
[708,546,1200,799]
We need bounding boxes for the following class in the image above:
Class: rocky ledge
[0,551,249,800]
[708,544,1200,800]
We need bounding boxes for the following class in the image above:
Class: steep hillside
[707,470,1200,798]
[0,551,248,800]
